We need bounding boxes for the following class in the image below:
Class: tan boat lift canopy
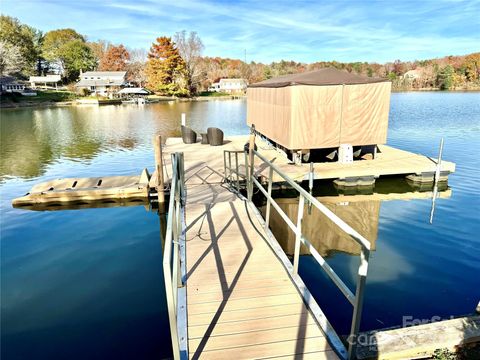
[247,68,391,151]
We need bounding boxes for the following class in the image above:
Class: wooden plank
[188,294,305,315]
[261,351,339,359]
[189,338,336,360]
[187,283,298,304]
[188,277,291,295]
[189,324,326,353]
[188,312,317,339]
[187,268,289,287]
[188,302,307,326]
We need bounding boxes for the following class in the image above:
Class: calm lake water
[1,93,479,359]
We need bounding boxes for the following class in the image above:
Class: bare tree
[173,30,204,94]
[126,47,148,87]
[0,40,26,75]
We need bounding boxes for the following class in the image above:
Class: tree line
[1,14,479,95]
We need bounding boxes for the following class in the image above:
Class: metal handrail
[223,150,248,192]
[242,148,371,360]
[162,152,187,360]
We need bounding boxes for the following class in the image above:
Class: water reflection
[0,100,247,180]
[260,179,450,258]
[1,202,172,360]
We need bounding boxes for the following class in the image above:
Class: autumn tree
[173,30,204,94]
[99,44,130,71]
[464,53,480,81]
[145,37,187,96]
[88,40,110,68]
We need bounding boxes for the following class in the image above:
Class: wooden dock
[184,183,338,358]
[162,135,455,186]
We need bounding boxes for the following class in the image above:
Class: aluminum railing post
[348,247,370,360]
[235,152,240,191]
[244,151,248,190]
[248,126,256,201]
[293,195,305,275]
[265,166,274,232]
[178,152,185,204]
[228,152,233,189]
[223,151,227,184]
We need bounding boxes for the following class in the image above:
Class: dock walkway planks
[162,134,455,358]
[184,185,337,357]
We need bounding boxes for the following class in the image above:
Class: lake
[1,93,479,359]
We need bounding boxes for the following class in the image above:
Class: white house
[29,74,61,90]
[403,69,422,80]
[219,78,247,93]
[209,78,247,93]
[208,82,220,92]
[75,71,127,96]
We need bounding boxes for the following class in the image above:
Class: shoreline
[0,95,246,109]
[2,90,478,109]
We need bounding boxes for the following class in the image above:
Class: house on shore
[208,78,247,94]
[29,75,62,90]
[75,71,126,96]
[1,76,25,93]
[0,76,37,96]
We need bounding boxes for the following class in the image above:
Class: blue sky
[1,0,479,63]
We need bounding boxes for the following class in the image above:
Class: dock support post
[430,138,444,224]
[154,135,165,204]
[248,125,256,201]
[308,162,314,215]
[181,113,186,127]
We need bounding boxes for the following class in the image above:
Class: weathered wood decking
[184,181,338,358]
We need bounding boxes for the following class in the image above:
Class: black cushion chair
[181,125,197,144]
[207,127,224,146]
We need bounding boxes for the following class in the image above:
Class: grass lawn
[1,90,77,105]
[197,91,231,97]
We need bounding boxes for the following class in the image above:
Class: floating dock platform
[161,135,455,186]
[12,169,150,206]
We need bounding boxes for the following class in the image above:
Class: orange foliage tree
[145,37,187,95]
[99,44,130,71]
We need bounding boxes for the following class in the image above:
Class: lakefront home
[208,78,247,93]
[0,76,26,93]
[75,71,127,96]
